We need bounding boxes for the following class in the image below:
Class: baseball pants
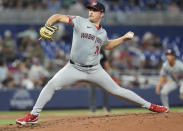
[160,80,183,108]
[31,62,151,116]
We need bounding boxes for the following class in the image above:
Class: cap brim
[166,53,175,56]
[86,5,100,11]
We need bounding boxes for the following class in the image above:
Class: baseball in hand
[127,32,134,39]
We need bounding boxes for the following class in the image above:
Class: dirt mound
[1,112,183,131]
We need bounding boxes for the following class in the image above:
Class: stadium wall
[0,88,182,111]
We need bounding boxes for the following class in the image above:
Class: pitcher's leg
[160,81,177,108]
[31,63,86,116]
[88,67,151,109]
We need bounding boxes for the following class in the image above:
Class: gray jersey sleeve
[160,62,168,77]
[68,16,81,29]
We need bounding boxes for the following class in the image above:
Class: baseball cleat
[16,113,38,125]
[149,104,169,113]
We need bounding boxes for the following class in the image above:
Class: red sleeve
[67,15,76,24]
[67,16,71,24]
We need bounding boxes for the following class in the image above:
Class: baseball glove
[39,25,58,41]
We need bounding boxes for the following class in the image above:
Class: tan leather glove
[39,25,58,41]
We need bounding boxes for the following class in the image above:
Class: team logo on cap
[92,2,97,6]
[167,49,171,53]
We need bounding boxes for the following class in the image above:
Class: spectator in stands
[0,0,3,11]
[55,48,68,67]
[141,32,154,51]
[152,34,163,49]
[156,0,165,10]
[2,30,16,63]
[53,23,66,42]
[18,58,30,74]
[16,0,23,10]
[9,60,25,88]
[0,60,8,85]
[1,0,183,11]
[28,57,49,88]
[32,42,45,63]
[143,59,154,69]
[127,36,145,69]
[24,43,34,58]
[18,26,38,41]
[0,35,3,58]
[2,0,16,9]
[109,48,123,69]
[60,0,75,9]
[69,0,86,16]
[145,0,157,10]
[177,0,183,10]
[46,60,59,77]
[2,71,15,89]
[17,26,42,61]
[44,0,60,12]
[129,74,140,88]
[17,36,33,59]
[21,72,34,90]
[168,1,180,14]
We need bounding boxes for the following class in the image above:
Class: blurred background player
[156,49,183,108]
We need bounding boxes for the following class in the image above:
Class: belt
[70,60,94,68]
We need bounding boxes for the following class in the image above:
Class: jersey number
[94,46,99,55]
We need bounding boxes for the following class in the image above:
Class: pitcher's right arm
[46,14,70,25]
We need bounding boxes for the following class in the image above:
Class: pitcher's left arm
[103,31,134,50]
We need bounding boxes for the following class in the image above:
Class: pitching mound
[1,112,183,131]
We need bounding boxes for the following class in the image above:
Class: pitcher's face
[88,9,104,23]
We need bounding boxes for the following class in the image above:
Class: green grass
[0,119,49,125]
[0,107,182,125]
[0,120,15,125]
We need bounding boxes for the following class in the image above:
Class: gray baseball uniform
[31,16,151,116]
[160,59,183,108]
[70,16,108,65]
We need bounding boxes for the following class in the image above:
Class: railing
[0,9,183,25]
[119,69,161,88]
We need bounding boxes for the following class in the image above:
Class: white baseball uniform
[31,16,151,116]
[160,59,183,108]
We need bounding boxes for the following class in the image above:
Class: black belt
[70,60,94,68]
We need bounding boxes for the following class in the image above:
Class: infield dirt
[0,112,183,131]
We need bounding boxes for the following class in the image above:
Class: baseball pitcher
[16,2,168,125]
[156,49,183,108]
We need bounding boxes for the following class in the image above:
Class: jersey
[68,16,108,66]
[160,59,183,83]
